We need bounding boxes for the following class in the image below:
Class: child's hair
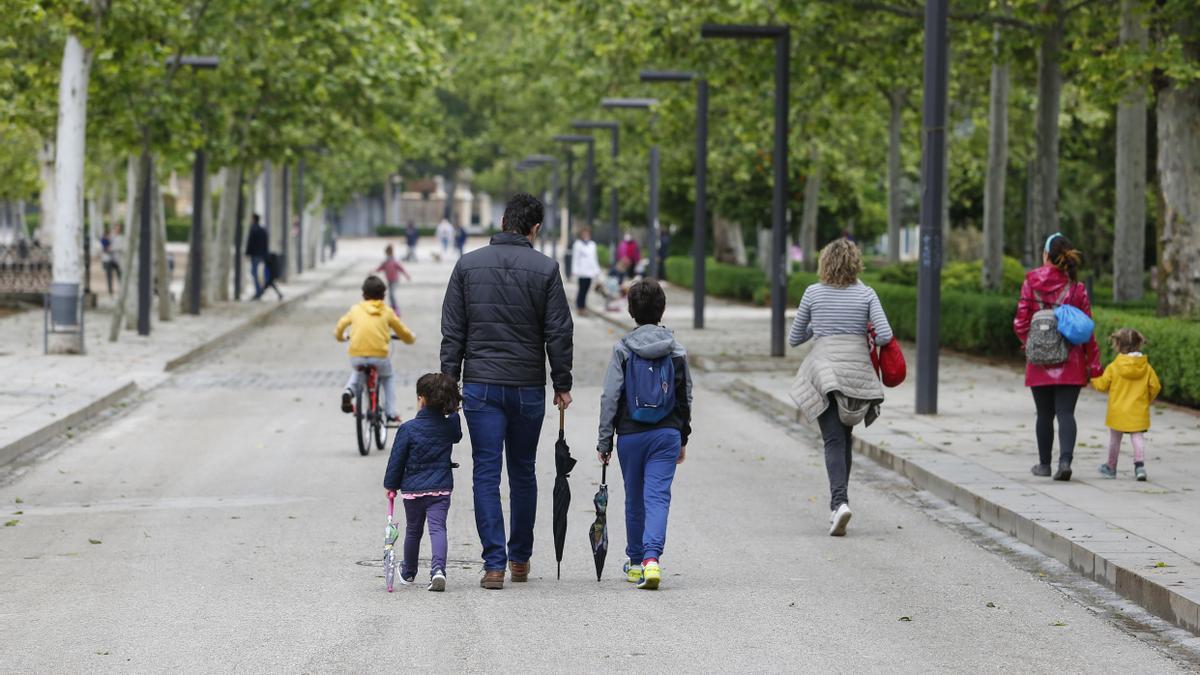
[362,276,387,300]
[1044,233,1083,282]
[1109,327,1147,354]
[818,238,863,288]
[628,278,666,325]
[417,373,462,416]
[385,244,394,256]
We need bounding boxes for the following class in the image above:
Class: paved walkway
[2,239,1191,670]
[586,277,1200,637]
[0,250,347,467]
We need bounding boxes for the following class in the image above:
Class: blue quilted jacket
[383,409,462,493]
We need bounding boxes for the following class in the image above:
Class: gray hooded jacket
[597,324,693,455]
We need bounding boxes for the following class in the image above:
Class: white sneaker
[829,503,852,536]
[428,569,446,592]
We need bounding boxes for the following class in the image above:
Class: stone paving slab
[0,257,352,467]
[584,277,1200,635]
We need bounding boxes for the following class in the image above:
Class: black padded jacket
[440,232,574,391]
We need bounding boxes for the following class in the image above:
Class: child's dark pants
[402,494,450,579]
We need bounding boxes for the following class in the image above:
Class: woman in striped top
[788,239,893,536]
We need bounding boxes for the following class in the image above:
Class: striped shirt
[789,281,894,347]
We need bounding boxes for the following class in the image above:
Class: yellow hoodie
[334,300,415,357]
[1091,353,1161,432]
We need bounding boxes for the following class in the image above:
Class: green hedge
[165,216,190,243]
[597,244,611,269]
[375,225,438,237]
[661,256,1200,407]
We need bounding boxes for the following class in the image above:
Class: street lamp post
[641,70,708,329]
[571,121,619,249]
[916,1,949,414]
[701,24,789,357]
[554,134,595,278]
[601,98,660,279]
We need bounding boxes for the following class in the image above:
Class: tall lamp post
[600,98,660,279]
[571,120,620,249]
[553,134,595,277]
[701,23,789,357]
[641,70,708,329]
[916,1,948,414]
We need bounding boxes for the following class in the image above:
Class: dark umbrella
[552,407,577,580]
[589,460,610,581]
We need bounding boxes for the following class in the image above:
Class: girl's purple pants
[402,494,450,579]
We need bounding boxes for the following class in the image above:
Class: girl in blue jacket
[384,373,462,591]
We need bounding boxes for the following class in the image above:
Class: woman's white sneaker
[829,503,852,536]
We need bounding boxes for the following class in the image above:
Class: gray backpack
[1026,287,1070,366]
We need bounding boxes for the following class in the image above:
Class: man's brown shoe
[480,570,504,590]
[509,561,530,582]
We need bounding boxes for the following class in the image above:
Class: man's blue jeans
[463,383,545,571]
[249,255,265,296]
[617,428,681,563]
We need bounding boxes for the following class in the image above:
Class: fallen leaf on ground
[88,538,102,544]
[986,602,997,608]
[1051,621,1067,627]
[4,520,18,527]
[898,616,912,622]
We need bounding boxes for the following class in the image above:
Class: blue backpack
[622,342,676,424]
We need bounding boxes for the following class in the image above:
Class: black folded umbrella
[589,461,610,582]
[552,407,577,580]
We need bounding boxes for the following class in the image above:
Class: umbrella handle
[559,406,565,433]
[601,462,607,485]
[387,490,396,518]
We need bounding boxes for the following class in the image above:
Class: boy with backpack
[596,279,692,590]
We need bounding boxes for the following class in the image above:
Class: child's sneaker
[829,503,852,537]
[1098,463,1117,479]
[341,389,354,413]
[637,560,661,590]
[1135,465,1147,482]
[428,569,446,592]
[623,559,643,583]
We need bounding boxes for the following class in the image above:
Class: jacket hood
[360,299,385,315]
[1114,353,1149,379]
[490,231,534,248]
[1026,264,1071,295]
[623,324,681,359]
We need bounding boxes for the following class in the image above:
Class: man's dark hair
[416,373,463,416]
[251,213,261,224]
[362,276,387,300]
[502,193,544,235]
[628,278,666,326]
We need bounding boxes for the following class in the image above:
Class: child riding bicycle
[335,276,416,423]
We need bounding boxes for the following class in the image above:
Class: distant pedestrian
[1091,328,1160,481]
[1013,233,1101,482]
[404,221,419,262]
[245,214,269,297]
[254,252,284,301]
[440,192,573,589]
[597,279,691,590]
[788,238,892,537]
[571,227,601,314]
[436,217,454,259]
[99,227,122,295]
[656,227,670,278]
[615,232,640,284]
[376,244,411,315]
[454,223,467,258]
[384,373,463,591]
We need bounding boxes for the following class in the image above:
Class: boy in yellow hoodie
[335,276,416,422]
[1091,328,1161,481]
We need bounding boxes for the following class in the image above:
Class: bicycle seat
[355,365,376,372]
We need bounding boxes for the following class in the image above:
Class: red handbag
[867,323,907,388]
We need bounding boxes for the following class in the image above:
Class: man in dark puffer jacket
[440,192,574,589]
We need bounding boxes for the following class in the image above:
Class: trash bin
[49,281,80,326]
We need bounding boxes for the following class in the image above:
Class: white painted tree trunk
[713,213,747,265]
[48,33,92,353]
[212,167,239,302]
[155,160,171,321]
[886,89,904,263]
[1113,0,1149,302]
[1030,4,1064,254]
[306,185,323,269]
[37,140,55,245]
[800,148,821,272]
[1156,22,1200,318]
[982,24,1010,291]
[269,162,283,255]
[111,156,141,341]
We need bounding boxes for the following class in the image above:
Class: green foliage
[597,244,611,269]
[165,216,189,243]
[1093,310,1200,407]
[877,257,1025,294]
[664,256,765,304]
[375,225,436,238]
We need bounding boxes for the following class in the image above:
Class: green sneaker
[637,561,661,590]
[623,559,643,583]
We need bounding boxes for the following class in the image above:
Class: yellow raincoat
[1091,353,1161,432]
[334,300,415,357]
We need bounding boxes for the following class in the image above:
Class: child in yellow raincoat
[1091,328,1161,481]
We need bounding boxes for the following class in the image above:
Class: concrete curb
[0,381,138,467]
[728,377,1200,636]
[164,263,353,372]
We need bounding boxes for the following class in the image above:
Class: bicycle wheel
[373,415,387,451]
[356,387,370,456]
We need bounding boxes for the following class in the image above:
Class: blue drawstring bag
[1055,304,1094,345]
